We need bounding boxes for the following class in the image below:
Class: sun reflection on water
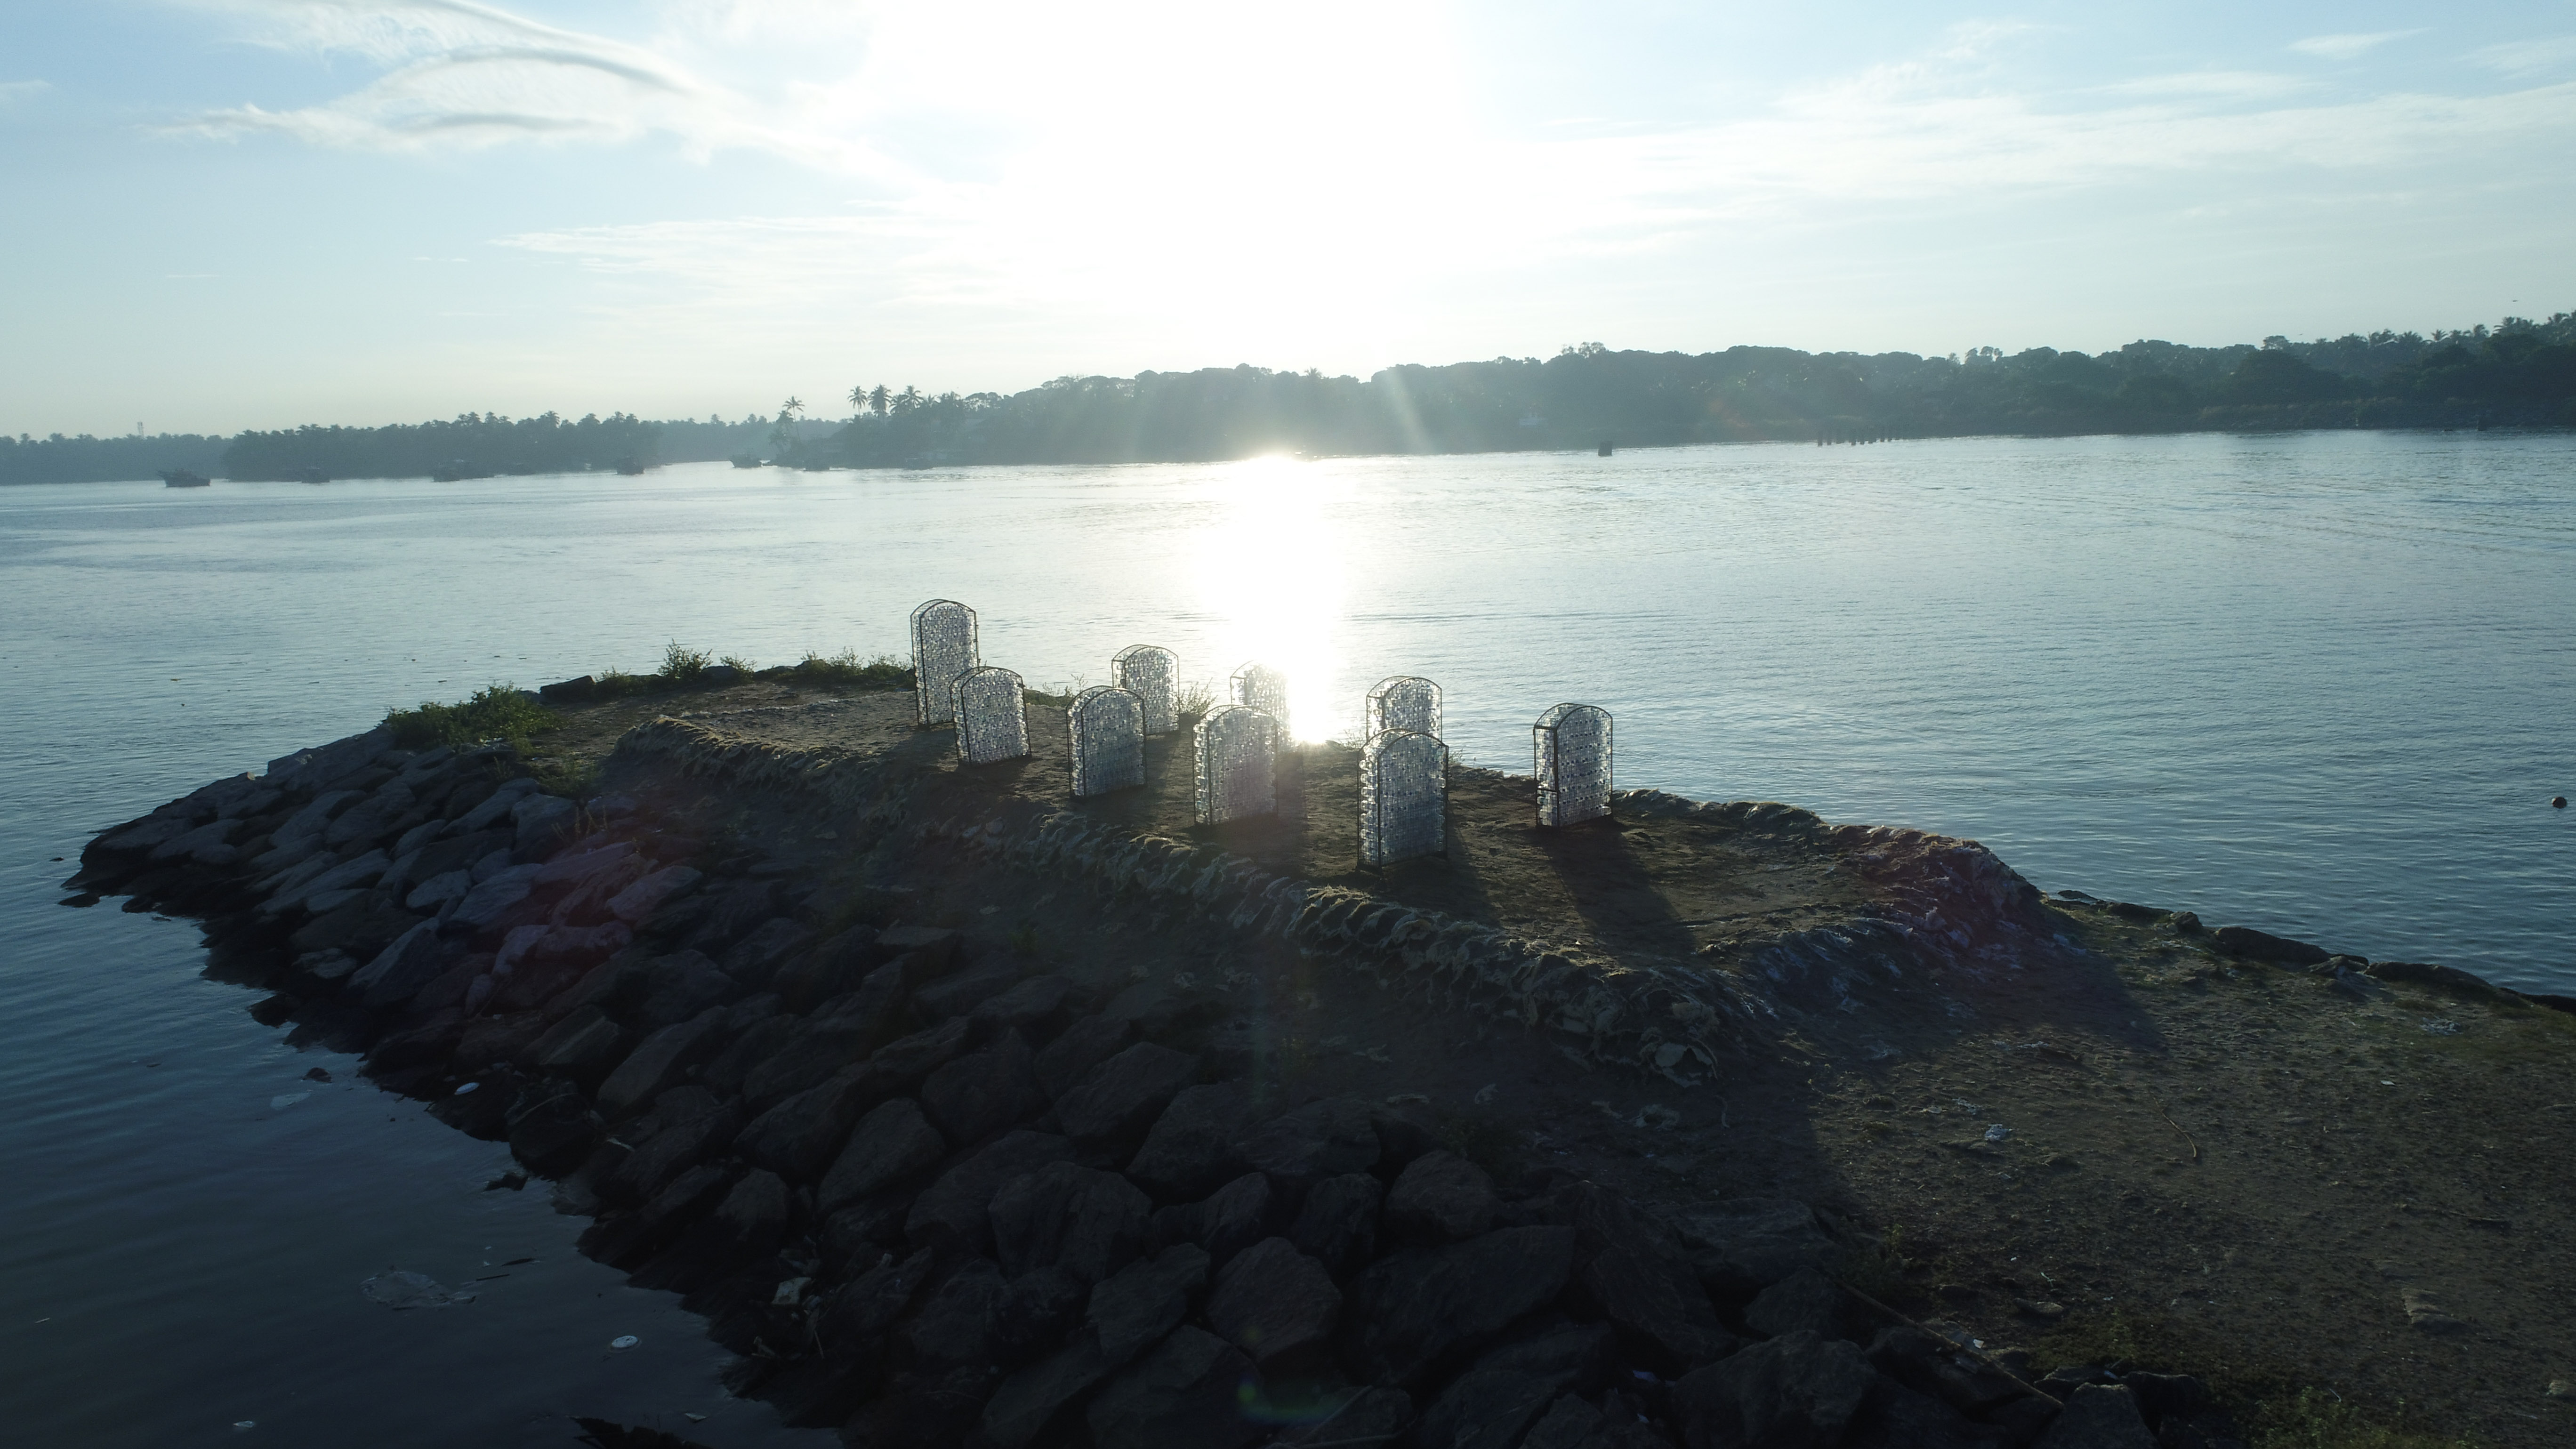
[1189,456,1350,741]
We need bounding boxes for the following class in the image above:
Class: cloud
[2470,36,2576,78]
[0,79,51,107]
[2289,31,2423,62]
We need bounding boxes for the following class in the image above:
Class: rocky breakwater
[72,720,2247,1449]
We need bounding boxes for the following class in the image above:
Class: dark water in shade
[1,431,2570,1441]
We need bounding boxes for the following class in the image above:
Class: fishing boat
[159,470,210,489]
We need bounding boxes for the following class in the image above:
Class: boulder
[981,1333,1122,1449]
[906,1129,1077,1252]
[821,1244,938,1345]
[524,1006,626,1078]
[407,869,475,911]
[1242,1095,1380,1191]
[702,1015,798,1096]
[451,863,545,930]
[721,917,813,985]
[736,1065,878,1180]
[1842,1382,1994,1449]
[604,1088,742,1202]
[1275,1387,1415,1447]
[2034,1385,2156,1449]
[769,925,882,1009]
[1191,1171,1274,1269]
[584,1161,740,1270]
[1205,1236,1340,1367]
[1125,1083,1253,1200]
[874,924,962,979]
[533,839,635,887]
[1343,1225,1578,1386]
[914,960,1029,1021]
[869,1014,975,1087]
[607,865,701,924]
[1289,1172,1383,1276]
[1385,1151,1499,1242]
[1089,1243,1210,1364]
[510,793,579,860]
[905,1258,1087,1372]
[1866,1326,2029,1415]
[506,1077,603,1175]
[920,1030,1046,1146]
[821,1097,950,1212]
[992,1162,1153,1284]
[679,1167,790,1272]
[325,784,417,851]
[848,1367,999,1449]
[1676,1199,1840,1294]
[290,889,421,962]
[590,1005,726,1119]
[2210,925,2330,967]
[1579,1235,1740,1374]
[1672,1330,1876,1449]
[1085,1325,1262,1449]
[454,776,540,832]
[1745,1267,1846,1341]
[1034,1012,1133,1098]
[347,919,452,1008]
[633,950,738,1027]
[266,848,391,915]
[1412,1325,1611,1449]
[149,817,243,865]
[1056,1042,1200,1149]
[742,986,939,1107]
[973,974,1080,1039]
[1521,1394,1605,1449]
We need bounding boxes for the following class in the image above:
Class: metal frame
[1111,644,1180,735]
[1360,728,1448,866]
[1193,704,1279,825]
[1364,675,1442,741]
[908,599,980,725]
[1228,661,1290,741]
[1534,703,1613,827]
[1068,684,1147,797]
[952,666,1028,765]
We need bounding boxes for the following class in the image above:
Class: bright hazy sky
[5,1,2573,435]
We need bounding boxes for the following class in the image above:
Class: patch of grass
[384,683,559,750]
[588,666,658,700]
[786,648,911,692]
[2027,1307,2206,1377]
[2245,1389,2478,1449]
[1173,679,1218,719]
[658,641,715,684]
[528,756,601,800]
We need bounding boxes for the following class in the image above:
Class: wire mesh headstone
[1365,676,1442,741]
[1360,728,1448,866]
[1534,703,1613,827]
[1194,705,1278,825]
[1068,685,1146,797]
[909,599,980,725]
[952,667,1028,765]
[1111,645,1179,735]
[1229,662,1290,741]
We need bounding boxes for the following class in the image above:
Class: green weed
[787,648,911,692]
[2245,1389,2477,1449]
[384,684,559,750]
[658,641,715,684]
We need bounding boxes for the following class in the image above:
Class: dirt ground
[539,679,2576,1446]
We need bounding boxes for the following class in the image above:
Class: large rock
[597,1005,732,1119]
[1672,1330,1876,1449]
[1090,1243,1210,1363]
[991,1162,1153,1285]
[524,1005,626,1077]
[585,1161,740,1270]
[454,775,539,831]
[2034,1385,2156,1449]
[981,1334,1121,1449]
[510,793,579,859]
[1191,1171,1274,1269]
[821,1245,938,1346]
[736,1065,877,1180]
[769,925,881,1009]
[913,959,1026,1020]
[633,950,739,1027]
[973,974,1080,1039]
[2210,925,2330,967]
[1275,1388,1416,1447]
[604,1087,742,1202]
[290,889,421,962]
[1085,1325,1262,1449]
[1343,1225,1578,1386]
[1412,1325,1613,1449]
[347,919,451,1007]
[506,1077,602,1175]
[1676,1199,1841,1294]
[667,1167,789,1275]
[1385,1150,1498,1242]
[721,916,813,985]
[907,1129,1077,1252]
[920,1031,1046,1146]
[1521,1394,1604,1449]
[904,1258,1086,1372]
[1746,1268,1846,1342]
[149,816,243,865]
[1579,1234,1740,1374]
[1865,1326,2029,1415]
[741,981,934,1107]
[1125,1083,1254,1200]
[1035,1012,1133,1098]
[1842,1382,1993,1449]
[532,839,636,887]
[1052,1042,1201,1149]
[1290,1172,1383,1276]
[1205,1236,1339,1367]
[325,783,417,851]
[264,847,389,915]
[607,865,701,924]
[821,1097,950,1212]
[1241,1095,1380,1191]
[451,863,545,930]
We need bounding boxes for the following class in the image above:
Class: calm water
[3,432,2570,1440]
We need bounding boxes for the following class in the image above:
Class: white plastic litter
[268,1092,310,1111]
[454,1081,480,1095]
[610,1334,640,1350]
[1984,1124,2012,1143]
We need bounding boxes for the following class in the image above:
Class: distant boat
[431,459,486,482]
[160,469,210,489]
[292,466,329,485]
[1597,440,1615,457]
[730,455,764,469]
[613,457,649,476]
[800,459,834,472]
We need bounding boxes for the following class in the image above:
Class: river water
[2,431,2569,1441]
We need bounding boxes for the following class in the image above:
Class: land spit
[68,677,2576,1449]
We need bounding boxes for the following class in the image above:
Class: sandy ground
[540,679,2576,1445]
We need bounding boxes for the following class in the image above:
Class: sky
[3,1,2573,435]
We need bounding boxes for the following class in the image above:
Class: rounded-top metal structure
[1360,727,1448,866]
[1533,703,1613,827]
[1364,675,1442,741]
[1068,684,1147,797]
[1194,704,1279,825]
[1228,661,1290,741]
[908,599,980,725]
[951,666,1028,765]
[1111,644,1180,735]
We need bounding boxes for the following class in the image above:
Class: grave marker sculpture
[1360,728,1448,866]
[1365,675,1442,741]
[1534,703,1613,827]
[1194,705,1279,825]
[908,599,980,725]
[1068,685,1147,797]
[1111,645,1180,735]
[952,666,1029,765]
[1229,661,1290,741]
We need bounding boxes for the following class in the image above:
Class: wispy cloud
[0,79,51,107]
[2289,31,2423,62]
[2470,36,2576,78]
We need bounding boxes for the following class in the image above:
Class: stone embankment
[74,716,2280,1449]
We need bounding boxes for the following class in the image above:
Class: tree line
[6,311,2569,485]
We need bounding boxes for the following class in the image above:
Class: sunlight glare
[1190,456,1351,741]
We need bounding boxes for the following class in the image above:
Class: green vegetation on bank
[10,309,2571,486]
[382,644,911,749]
[383,684,560,751]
